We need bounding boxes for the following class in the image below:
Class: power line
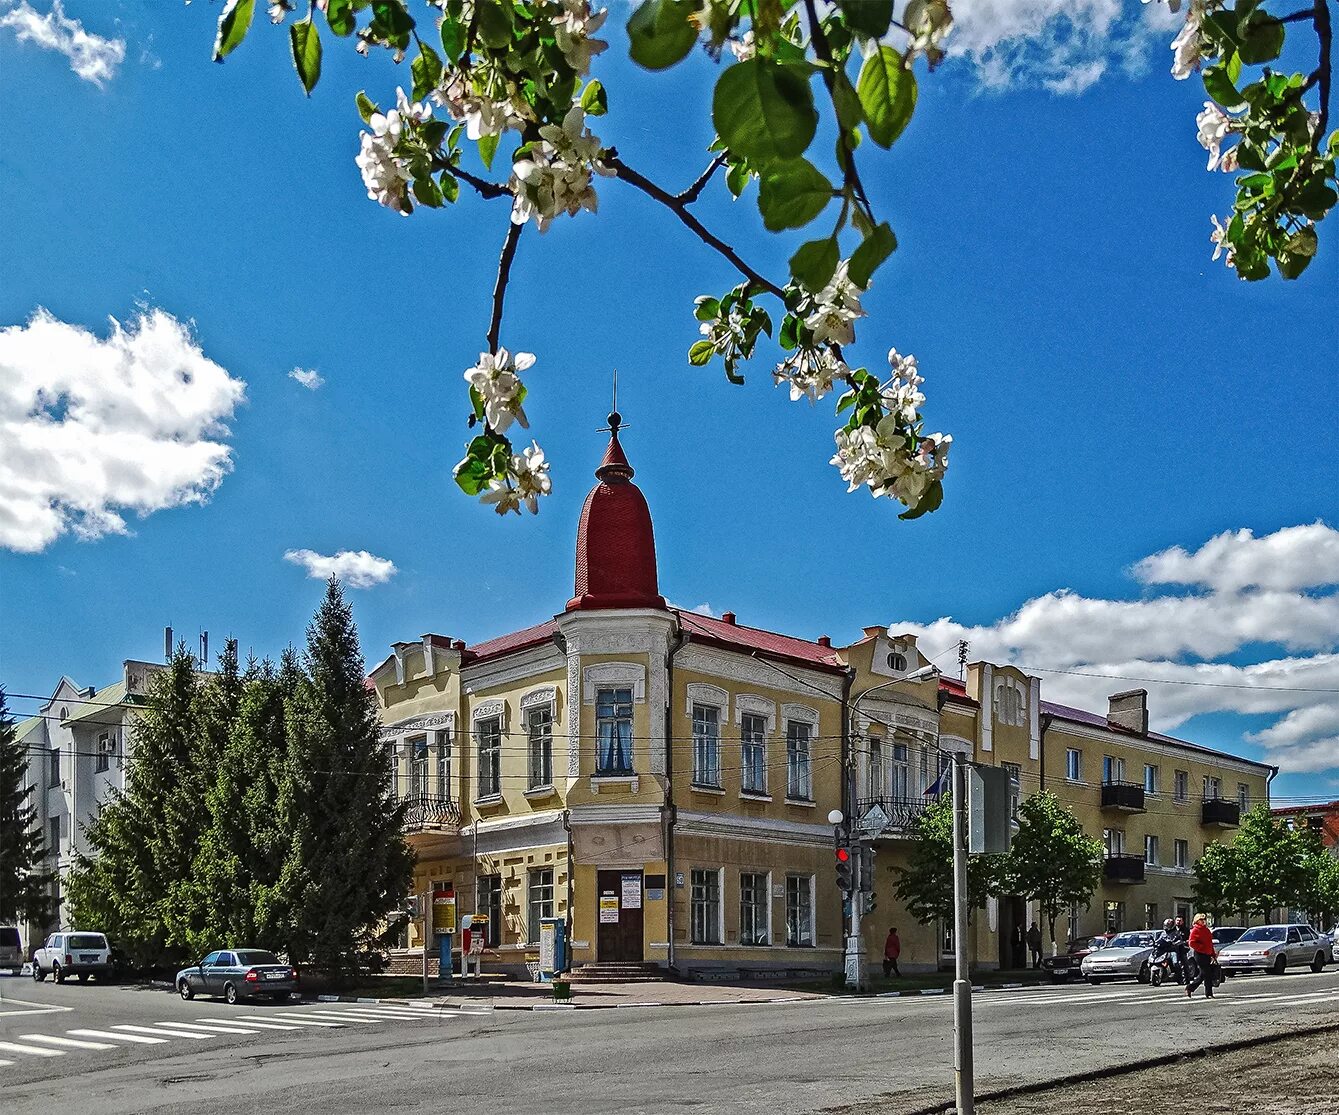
[1013,665,1339,694]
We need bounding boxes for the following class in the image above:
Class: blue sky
[1,1,1335,801]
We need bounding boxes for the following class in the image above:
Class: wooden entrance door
[596,870,644,962]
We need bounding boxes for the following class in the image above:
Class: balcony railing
[1103,853,1146,883]
[855,795,931,836]
[1100,780,1146,812]
[1202,797,1241,827]
[398,792,461,831]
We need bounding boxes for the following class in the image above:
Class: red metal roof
[676,610,846,672]
[938,676,978,707]
[463,619,558,664]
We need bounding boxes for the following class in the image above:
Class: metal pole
[951,750,974,1115]
[422,889,430,997]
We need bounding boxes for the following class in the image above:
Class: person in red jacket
[1185,913,1218,998]
[883,927,902,979]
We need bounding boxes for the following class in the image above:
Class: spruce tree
[276,579,412,972]
[0,687,54,930]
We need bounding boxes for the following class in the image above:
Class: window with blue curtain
[596,687,633,773]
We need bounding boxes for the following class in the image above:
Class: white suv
[32,931,112,983]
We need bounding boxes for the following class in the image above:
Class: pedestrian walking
[1185,913,1219,998]
[883,927,902,979]
[1026,922,1043,968]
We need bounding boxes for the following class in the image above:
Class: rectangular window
[1103,900,1125,932]
[1173,770,1189,803]
[891,743,910,801]
[1204,775,1222,800]
[526,706,553,790]
[1103,755,1124,783]
[476,717,501,798]
[476,874,502,947]
[48,817,60,856]
[409,736,428,799]
[1237,783,1250,813]
[786,721,812,800]
[1143,903,1159,929]
[740,713,767,794]
[785,874,814,947]
[437,731,451,795]
[690,869,722,945]
[48,746,60,788]
[596,687,633,773]
[1173,839,1189,869]
[527,868,554,945]
[1002,761,1022,818]
[1144,834,1159,866]
[1065,748,1082,782]
[739,871,769,946]
[95,732,111,773]
[691,704,722,788]
[1067,902,1081,942]
[1144,764,1159,794]
[866,739,884,801]
[1104,828,1125,855]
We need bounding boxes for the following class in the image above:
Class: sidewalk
[426,978,829,1010]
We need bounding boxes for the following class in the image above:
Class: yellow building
[372,413,1274,979]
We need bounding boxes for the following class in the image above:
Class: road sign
[857,802,891,838]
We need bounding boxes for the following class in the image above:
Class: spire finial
[608,369,621,432]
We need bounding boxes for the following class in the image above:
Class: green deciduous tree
[1001,792,1103,954]
[893,795,999,932]
[275,579,413,973]
[1193,840,1251,921]
[0,687,54,930]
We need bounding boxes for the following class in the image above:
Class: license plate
[80,955,97,963]
[265,972,287,980]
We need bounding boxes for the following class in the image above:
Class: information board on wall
[599,893,619,924]
[621,874,642,909]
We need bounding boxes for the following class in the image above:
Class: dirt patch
[979,1029,1339,1115]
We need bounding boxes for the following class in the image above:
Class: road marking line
[0,1059,11,1066]
[158,1021,259,1035]
[266,1011,379,1023]
[67,1029,168,1045]
[193,1018,302,1030]
[0,1040,65,1058]
[115,1025,213,1040]
[343,1008,444,1019]
[18,1034,115,1051]
[236,1014,344,1028]
[278,1011,388,1023]
[0,1002,74,1018]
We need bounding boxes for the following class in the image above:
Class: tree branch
[606,152,784,298]
[676,154,727,205]
[803,0,875,222]
[1315,0,1333,145]
[487,220,523,354]
[440,161,512,201]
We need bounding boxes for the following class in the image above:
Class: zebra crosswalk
[0,1000,464,1071]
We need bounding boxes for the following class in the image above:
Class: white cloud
[945,0,1177,93]
[289,367,324,391]
[0,1,126,88]
[0,307,246,553]
[689,603,716,617]
[894,523,1339,776]
[284,549,397,588]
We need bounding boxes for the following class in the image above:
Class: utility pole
[845,765,865,990]
[422,889,430,997]
[951,748,974,1115]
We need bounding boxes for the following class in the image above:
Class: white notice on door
[621,874,642,909]
[599,893,619,924]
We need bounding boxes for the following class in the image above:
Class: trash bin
[552,979,571,1001]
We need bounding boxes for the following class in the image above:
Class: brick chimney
[1107,689,1149,735]
[722,611,737,625]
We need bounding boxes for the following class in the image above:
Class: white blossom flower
[554,0,609,75]
[698,297,751,356]
[509,106,611,232]
[354,90,433,216]
[728,31,756,62]
[464,348,535,434]
[268,1,294,24]
[903,0,953,68]
[773,346,848,404]
[1196,101,1238,171]
[881,349,926,424]
[831,422,951,509]
[480,440,553,516]
[1171,0,1215,80]
[804,261,866,347]
[1210,214,1235,267]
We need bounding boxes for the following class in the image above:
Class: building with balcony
[374,413,1276,979]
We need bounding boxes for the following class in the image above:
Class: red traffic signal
[835,845,853,892]
[835,848,851,863]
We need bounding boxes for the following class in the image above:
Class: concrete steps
[567,962,666,984]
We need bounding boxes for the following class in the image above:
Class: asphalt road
[2,968,1338,1114]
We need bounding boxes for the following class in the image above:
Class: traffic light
[406,895,421,919]
[835,846,853,893]
[858,843,877,894]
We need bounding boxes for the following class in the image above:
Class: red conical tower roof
[567,411,665,612]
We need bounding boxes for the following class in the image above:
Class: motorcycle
[1151,949,1186,986]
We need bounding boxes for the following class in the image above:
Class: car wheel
[53,963,65,984]
[77,972,89,983]
[1086,977,1103,985]
[1311,952,1326,973]
[224,982,239,1005]
[1272,953,1287,975]
[178,979,195,1001]
[1151,965,1163,987]
[32,963,43,982]
[1137,962,1152,984]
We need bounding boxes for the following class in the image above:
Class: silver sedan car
[1080,931,1160,984]
[1218,924,1329,975]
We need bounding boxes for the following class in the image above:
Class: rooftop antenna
[958,639,969,680]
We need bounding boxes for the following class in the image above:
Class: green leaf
[289,20,322,95]
[714,58,818,164]
[440,171,460,204]
[627,0,698,71]
[789,237,840,293]
[580,79,608,117]
[726,161,751,198]
[688,340,715,366]
[831,72,863,133]
[1238,17,1284,65]
[857,46,917,149]
[478,132,499,170]
[476,0,513,48]
[213,0,255,62]
[837,0,894,38]
[1203,63,1245,109]
[440,12,465,62]
[694,297,721,322]
[413,176,442,208]
[326,0,356,36]
[757,158,834,232]
[848,222,897,289]
[412,41,443,101]
[899,478,944,520]
[355,91,379,125]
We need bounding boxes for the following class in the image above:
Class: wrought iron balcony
[398,792,461,832]
[855,795,930,837]
[1201,797,1241,827]
[1100,780,1146,812]
[1103,853,1146,884]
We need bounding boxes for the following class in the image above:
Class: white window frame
[582,662,646,704]
[1204,775,1222,801]
[436,729,452,797]
[1237,782,1250,813]
[891,742,911,801]
[1173,769,1189,803]
[783,704,818,802]
[739,711,769,796]
[1144,834,1159,866]
[1144,763,1159,794]
[473,708,503,800]
[690,701,724,789]
[527,867,554,945]
[1103,755,1125,784]
[785,873,815,948]
[1065,748,1082,783]
[738,870,770,946]
[408,735,429,799]
[689,868,723,945]
[735,694,776,798]
[1173,838,1189,869]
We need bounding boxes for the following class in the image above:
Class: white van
[32,931,113,982]
[0,925,23,974]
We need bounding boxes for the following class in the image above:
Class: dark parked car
[176,949,298,1004]
[1040,936,1108,982]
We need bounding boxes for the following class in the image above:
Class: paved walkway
[427,977,828,1009]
